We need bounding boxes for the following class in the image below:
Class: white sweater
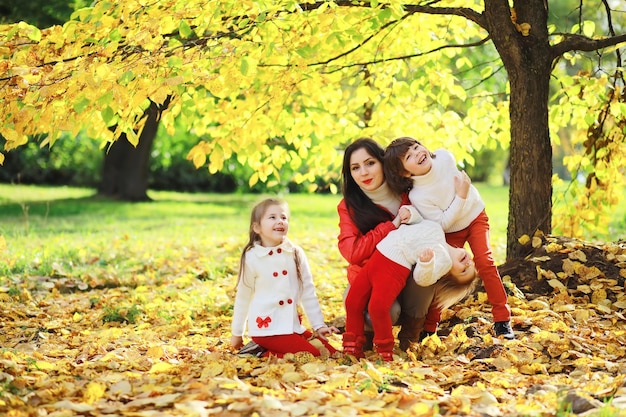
[376,220,452,286]
[408,149,485,233]
[231,238,326,337]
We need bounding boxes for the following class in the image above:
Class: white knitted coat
[376,220,452,287]
[231,238,326,337]
[408,149,485,233]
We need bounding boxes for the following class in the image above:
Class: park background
[2,1,626,416]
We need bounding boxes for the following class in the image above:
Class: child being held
[384,137,514,340]
[343,216,477,361]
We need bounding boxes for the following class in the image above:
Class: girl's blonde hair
[237,198,302,287]
[432,274,478,310]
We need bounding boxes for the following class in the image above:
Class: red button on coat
[268,250,273,255]
[273,272,278,277]
[282,270,288,275]
[279,300,284,305]
[277,248,282,253]
[287,299,293,304]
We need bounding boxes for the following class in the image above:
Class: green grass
[1,182,624,277]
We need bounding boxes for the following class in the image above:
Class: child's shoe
[238,341,267,357]
[342,332,365,359]
[494,321,515,339]
[374,338,395,362]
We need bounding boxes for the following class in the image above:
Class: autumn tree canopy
[1,0,625,258]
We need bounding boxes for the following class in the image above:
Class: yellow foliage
[83,382,107,404]
[149,362,176,373]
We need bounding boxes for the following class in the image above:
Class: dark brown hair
[383,136,435,195]
[341,138,396,234]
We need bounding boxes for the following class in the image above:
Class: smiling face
[253,203,289,247]
[449,247,476,284]
[401,142,433,177]
[349,147,385,192]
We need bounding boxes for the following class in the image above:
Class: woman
[337,137,435,350]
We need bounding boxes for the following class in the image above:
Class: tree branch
[301,1,486,29]
[321,36,491,73]
[403,3,486,29]
[551,33,626,59]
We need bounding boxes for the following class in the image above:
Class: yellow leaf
[35,360,55,371]
[146,346,164,360]
[300,362,327,375]
[553,303,575,312]
[518,234,530,245]
[83,382,106,404]
[281,371,303,383]
[569,250,587,262]
[200,362,224,378]
[518,22,531,36]
[547,279,567,293]
[591,289,606,304]
[363,361,384,383]
[73,312,82,322]
[575,309,590,322]
[149,362,175,373]
[519,362,548,375]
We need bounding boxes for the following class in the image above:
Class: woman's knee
[390,299,401,324]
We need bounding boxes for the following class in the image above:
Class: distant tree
[1,1,624,258]
[0,0,80,27]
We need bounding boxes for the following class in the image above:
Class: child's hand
[230,335,244,349]
[398,206,411,223]
[419,247,434,263]
[393,206,412,227]
[315,325,340,341]
[454,170,471,199]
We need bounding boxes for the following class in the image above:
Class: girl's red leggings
[252,330,338,358]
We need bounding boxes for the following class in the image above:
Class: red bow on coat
[256,316,271,328]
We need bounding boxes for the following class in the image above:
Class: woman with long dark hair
[338,138,434,351]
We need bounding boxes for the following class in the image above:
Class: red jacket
[337,194,410,285]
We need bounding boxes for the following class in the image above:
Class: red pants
[423,210,511,332]
[345,250,409,343]
[252,330,338,358]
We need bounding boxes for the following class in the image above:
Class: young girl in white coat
[230,198,339,358]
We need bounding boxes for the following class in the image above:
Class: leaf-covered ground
[2,233,626,416]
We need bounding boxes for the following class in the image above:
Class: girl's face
[349,147,385,192]
[401,143,432,177]
[449,247,476,284]
[253,204,289,247]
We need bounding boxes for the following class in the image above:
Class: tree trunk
[484,0,553,260]
[506,63,553,259]
[98,103,160,201]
